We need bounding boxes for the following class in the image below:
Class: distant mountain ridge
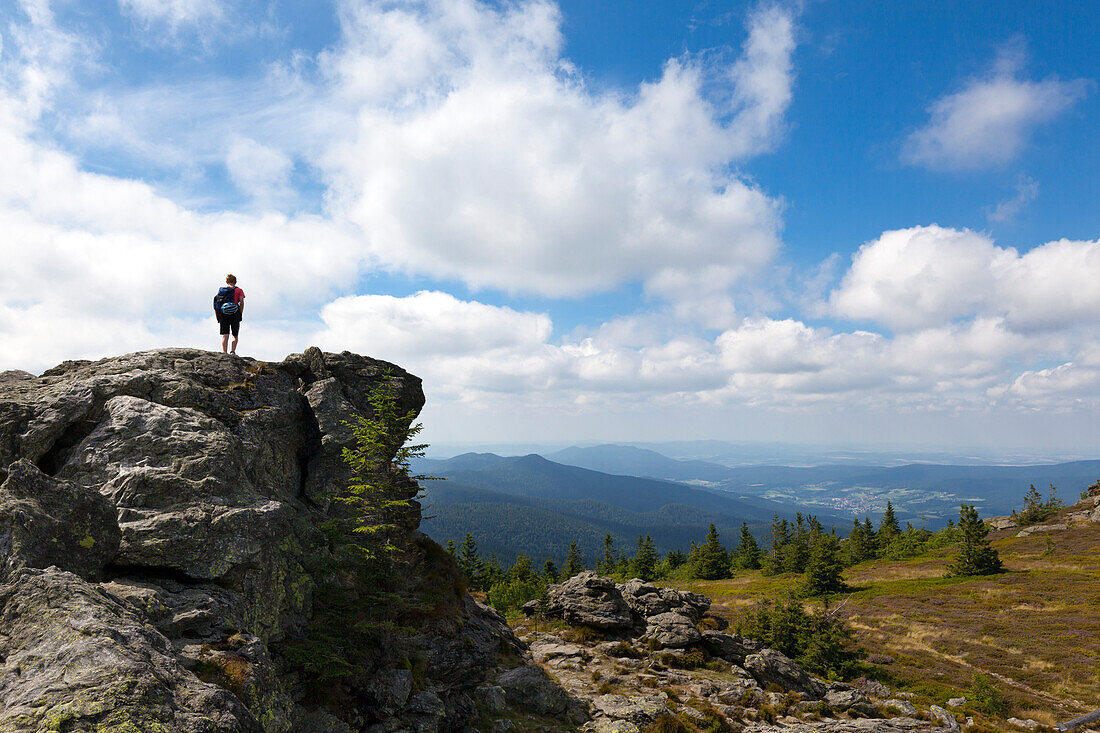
[547,444,736,483]
[416,447,1100,562]
[415,452,849,563]
[541,444,1100,521]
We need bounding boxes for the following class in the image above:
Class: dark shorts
[218,316,241,337]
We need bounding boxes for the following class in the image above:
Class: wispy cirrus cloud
[986,175,1038,223]
[117,0,227,31]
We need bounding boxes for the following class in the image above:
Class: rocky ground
[507,572,993,733]
[0,349,555,733]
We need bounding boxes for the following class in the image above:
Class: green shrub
[1012,484,1063,526]
[968,673,1009,716]
[692,706,735,733]
[737,595,862,679]
[644,716,693,733]
[606,641,644,659]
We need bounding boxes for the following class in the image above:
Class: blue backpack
[214,286,239,316]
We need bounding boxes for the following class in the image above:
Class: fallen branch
[826,594,854,621]
[1058,708,1100,731]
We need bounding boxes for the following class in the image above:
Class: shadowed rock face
[0,349,531,732]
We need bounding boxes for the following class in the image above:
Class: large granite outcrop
[540,572,712,638]
[0,348,535,732]
[543,571,636,630]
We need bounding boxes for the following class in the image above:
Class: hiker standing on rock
[213,274,245,355]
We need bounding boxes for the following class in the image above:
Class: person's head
[226,274,237,286]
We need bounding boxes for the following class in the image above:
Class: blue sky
[2,0,1099,453]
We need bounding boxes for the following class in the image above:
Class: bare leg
[221,334,229,353]
[230,336,238,354]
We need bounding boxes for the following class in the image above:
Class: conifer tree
[1014,483,1063,525]
[735,521,762,570]
[543,558,559,583]
[1024,483,1043,511]
[845,518,876,566]
[484,553,504,587]
[444,539,456,558]
[509,554,534,582]
[661,548,687,574]
[947,503,1004,577]
[877,501,901,549]
[335,373,426,561]
[762,515,791,576]
[632,534,659,581]
[458,533,484,589]
[597,533,619,575]
[802,533,845,596]
[784,514,811,574]
[694,524,730,580]
[564,541,585,578]
[862,517,878,556]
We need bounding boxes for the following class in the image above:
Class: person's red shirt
[232,287,245,304]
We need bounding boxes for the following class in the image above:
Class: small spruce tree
[542,558,559,583]
[877,501,901,549]
[660,548,687,575]
[483,552,504,588]
[947,503,1004,577]
[457,533,484,590]
[335,373,427,560]
[632,534,659,581]
[801,533,845,596]
[694,524,730,580]
[761,515,791,576]
[597,533,619,575]
[784,514,810,574]
[734,521,762,570]
[564,541,585,578]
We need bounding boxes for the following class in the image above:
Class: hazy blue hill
[713,459,1100,522]
[416,453,796,519]
[547,444,736,482]
[414,454,854,562]
[419,479,774,562]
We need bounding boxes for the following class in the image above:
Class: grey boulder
[619,578,710,621]
[544,571,635,630]
[700,630,763,664]
[0,459,120,581]
[645,611,702,649]
[590,694,669,725]
[744,648,825,699]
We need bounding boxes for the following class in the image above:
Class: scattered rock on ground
[645,611,702,649]
[745,648,825,699]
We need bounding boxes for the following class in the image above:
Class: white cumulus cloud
[321,0,795,315]
[902,49,1089,170]
[827,226,1100,334]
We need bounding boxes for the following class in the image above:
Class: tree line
[449,495,1017,614]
